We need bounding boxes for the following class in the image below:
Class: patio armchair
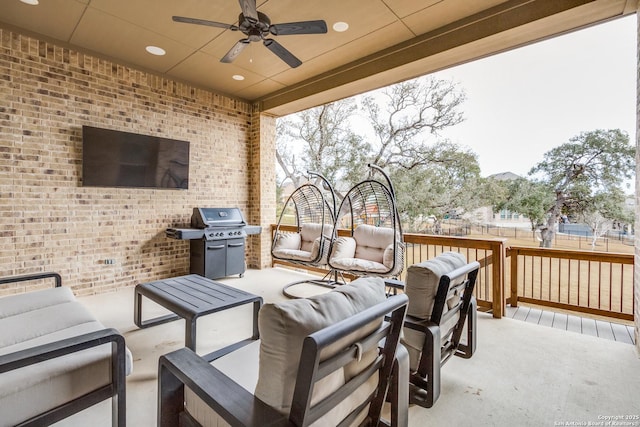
[399,252,479,408]
[158,276,410,427]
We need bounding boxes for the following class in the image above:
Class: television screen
[82,126,189,189]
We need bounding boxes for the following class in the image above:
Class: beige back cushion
[353,224,395,263]
[405,251,467,320]
[255,277,387,424]
[300,223,332,254]
[402,251,467,370]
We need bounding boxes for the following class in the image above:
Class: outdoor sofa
[0,272,131,427]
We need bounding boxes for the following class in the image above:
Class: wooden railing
[270,225,635,321]
[508,246,634,321]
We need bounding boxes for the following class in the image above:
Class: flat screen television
[82,126,189,189]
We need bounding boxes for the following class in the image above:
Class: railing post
[491,239,506,318]
[509,247,519,308]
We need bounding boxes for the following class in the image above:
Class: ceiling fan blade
[269,20,328,36]
[238,0,258,23]
[221,39,250,63]
[263,39,302,68]
[172,16,238,31]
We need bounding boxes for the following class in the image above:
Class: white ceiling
[0,0,636,115]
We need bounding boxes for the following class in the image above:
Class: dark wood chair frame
[0,272,127,427]
[158,293,410,427]
[402,261,479,408]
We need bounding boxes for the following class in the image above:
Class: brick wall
[0,28,265,296]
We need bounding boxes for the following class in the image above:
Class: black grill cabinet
[166,208,261,280]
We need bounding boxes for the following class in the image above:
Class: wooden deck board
[538,310,555,327]
[566,315,582,334]
[580,318,598,337]
[511,307,528,322]
[595,320,615,341]
[524,308,542,324]
[626,325,636,343]
[551,313,568,330]
[610,323,634,344]
[505,305,635,345]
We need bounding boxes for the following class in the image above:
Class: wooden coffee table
[134,274,262,360]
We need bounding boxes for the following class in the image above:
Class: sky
[431,14,637,180]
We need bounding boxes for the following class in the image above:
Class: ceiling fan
[173,0,327,68]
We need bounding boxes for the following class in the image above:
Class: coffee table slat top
[137,274,260,319]
[134,274,262,357]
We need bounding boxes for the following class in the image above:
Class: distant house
[470,172,532,228]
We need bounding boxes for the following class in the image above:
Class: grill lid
[191,207,247,229]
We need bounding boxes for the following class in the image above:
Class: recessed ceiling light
[20,0,39,5]
[332,22,349,32]
[145,46,166,56]
[232,75,245,81]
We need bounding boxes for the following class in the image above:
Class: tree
[389,144,484,232]
[276,98,367,191]
[493,177,555,231]
[528,129,635,247]
[577,189,633,249]
[276,75,477,229]
[361,77,466,171]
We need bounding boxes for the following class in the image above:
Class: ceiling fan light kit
[173,0,327,68]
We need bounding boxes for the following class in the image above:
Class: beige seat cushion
[299,223,332,252]
[329,225,399,273]
[0,297,132,427]
[400,252,467,371]
[273,223,332,264]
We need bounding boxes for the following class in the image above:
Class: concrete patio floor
[57,267,640,426]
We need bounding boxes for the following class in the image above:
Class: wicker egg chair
[272,171,338,298]
[328,164,405,282]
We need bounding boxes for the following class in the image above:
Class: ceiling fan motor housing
[238,12,271,41]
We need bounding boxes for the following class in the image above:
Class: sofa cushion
[255,277,387,425]
[0,306,124,427]
[0,300,98,348]
[0,286,75,320]
[0,288,133,427]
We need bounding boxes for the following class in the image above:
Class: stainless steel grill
[191,207,248,240]
[166,208,260,280]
